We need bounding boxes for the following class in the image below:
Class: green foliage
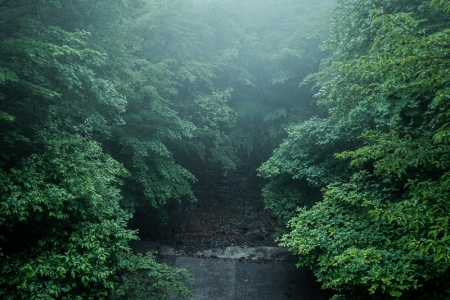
[0,127,193,300]
[108,59,198,212]
[279,172,418,298]
[258,114,366,224]
[274,0,450,298]
[0,1,194,298]
[134,0,333,167]
[0,24,125,138]
[226,0,334,157]
[0,0,352,298]
[0,128,131,299]
[431,0,450,11]
[111,252,193,300]
[186,89,239,171]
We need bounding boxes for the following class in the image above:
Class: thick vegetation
[0,1,198,299]
[259,0,450,299]
[4,0,447,299]
[0,0,331,298]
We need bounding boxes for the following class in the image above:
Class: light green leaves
[431,0,450,11]
[0,1,196,299]
[273,1,450,298]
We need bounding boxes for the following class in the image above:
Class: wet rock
[139,166,282,254]
[253,229,265,241]
[171,226,182,234]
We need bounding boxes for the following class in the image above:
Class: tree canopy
[259,0,450,299]
[6,0,448,298]
[0,0,332,298]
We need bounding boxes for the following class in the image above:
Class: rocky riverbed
[130,165,283,255]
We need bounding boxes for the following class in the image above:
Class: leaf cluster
[267,0,450,298]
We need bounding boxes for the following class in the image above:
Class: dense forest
[1,0,449,299]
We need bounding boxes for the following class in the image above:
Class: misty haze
[1,0,449,299]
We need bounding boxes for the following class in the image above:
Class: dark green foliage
[0,0,353,298]
[107,59,198,212]
[259,117,355,223]
[0,128,193,300]
[133,0,334,169]
[0,127,130,299]
[111,252,193,300]
[0,0,194,298]
[271,0,450,299]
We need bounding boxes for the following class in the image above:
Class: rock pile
[136,164,283,255]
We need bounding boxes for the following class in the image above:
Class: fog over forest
[1,0,450,299]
